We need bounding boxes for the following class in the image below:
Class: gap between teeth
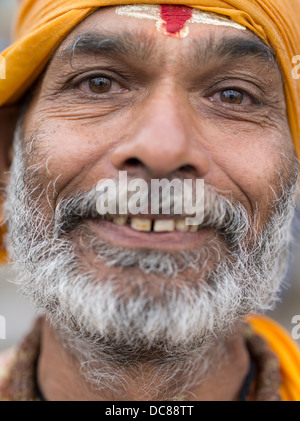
[108,215,200,232]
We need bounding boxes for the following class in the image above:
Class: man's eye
[220,89,243,104]
[208,89,254,106]
[78,76,125,94]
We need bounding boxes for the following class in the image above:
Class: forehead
[115,4,245,38]
[57,4,264,53]
[46,4,279,85]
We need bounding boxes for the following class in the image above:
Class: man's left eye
[78,76,125,94]
[208,89,254,106]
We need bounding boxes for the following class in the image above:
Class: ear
[0,105,20,186]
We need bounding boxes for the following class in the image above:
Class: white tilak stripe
[190,10,245,30]
[116,4,160,20]
[115,4,245,31]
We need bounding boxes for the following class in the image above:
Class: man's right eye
[78,76,126,95]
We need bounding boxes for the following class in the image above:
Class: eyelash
[69,72,129,98]
[78,75,126,95]
[206,87,259,106]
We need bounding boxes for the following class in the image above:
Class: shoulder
[0,347,16,400]
[246,314,300,401]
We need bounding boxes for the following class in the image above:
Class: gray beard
[3,121,298,396]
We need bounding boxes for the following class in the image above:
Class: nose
[111,89,210,179]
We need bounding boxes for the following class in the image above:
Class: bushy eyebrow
[191,34,277,67]
[57,29,277,69]
[59,30,159,63]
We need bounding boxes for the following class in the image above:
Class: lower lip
[86,219,212,251]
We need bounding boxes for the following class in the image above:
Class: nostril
[179,164,196,173]
[124,158,144,168]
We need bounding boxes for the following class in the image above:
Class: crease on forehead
[115,5,245,39]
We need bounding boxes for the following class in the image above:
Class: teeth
[153,219,175,232]
[175,219,189,232]
[112,215,128,226]
[109,215,200,233]
[189,224,199,232]
[105,213,113,221]
[131,217,152,232]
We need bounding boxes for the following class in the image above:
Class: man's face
[5,6,298,360]
[23,5,294,227]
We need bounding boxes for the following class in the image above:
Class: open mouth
[86,213,212,251]
[103,214,201,233]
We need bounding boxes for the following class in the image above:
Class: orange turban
[0,0,300,262]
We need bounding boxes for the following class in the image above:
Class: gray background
[0,0,300,351]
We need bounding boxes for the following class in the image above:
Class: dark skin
[0,6,297,400]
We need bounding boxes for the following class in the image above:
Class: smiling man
[0,0,300,401]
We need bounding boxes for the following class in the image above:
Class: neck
[37,318,250,401]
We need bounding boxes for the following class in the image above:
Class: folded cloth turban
[0,0,300,262]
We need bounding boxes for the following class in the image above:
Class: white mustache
[54,180,250,241]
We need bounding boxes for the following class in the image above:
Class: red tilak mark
[160,5,192,35]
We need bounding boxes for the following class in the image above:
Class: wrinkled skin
[0,5,297,401]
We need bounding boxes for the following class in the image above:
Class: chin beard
[3,121,298,394]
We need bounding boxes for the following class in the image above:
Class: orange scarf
[247,315,300,401]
